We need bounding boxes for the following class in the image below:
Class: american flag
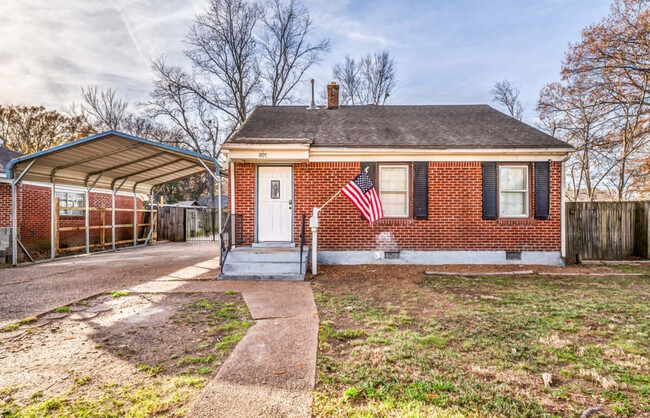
[341,172,384,224]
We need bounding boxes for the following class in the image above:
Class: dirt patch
[0,291,251,416]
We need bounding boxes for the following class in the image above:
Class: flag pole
[311,166,371,275]
[319,190,341,211]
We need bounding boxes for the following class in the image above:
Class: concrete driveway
[0,242,220,328]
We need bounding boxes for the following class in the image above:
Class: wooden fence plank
[157,206,186,242]
[566,201,650,260]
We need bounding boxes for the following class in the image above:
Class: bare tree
[361,51,396,105]
[333,56,363,105]
[260,0,330,105]
[147,59,222,157]
[147,59,225,206]
[539,0,650,201]
[491,80,524,120]
[79,86,130,131]
[185,0,262,126]
[331,50,397,105]
[538,81,615,201]
[147,0,326,203]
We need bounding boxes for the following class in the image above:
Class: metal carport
[5,131,222,265]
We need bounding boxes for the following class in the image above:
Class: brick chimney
[327,82,339,109]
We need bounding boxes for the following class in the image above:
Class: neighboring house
[197,195,228,209]
[0,146,22,177]
[167,200,200,208]
[221,82,574,266]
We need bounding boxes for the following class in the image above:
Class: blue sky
[0,0,611,124]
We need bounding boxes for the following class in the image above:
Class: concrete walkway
[193,281,318,417]
[130,279,319,417]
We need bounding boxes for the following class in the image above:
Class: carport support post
[111,191,116,250]
[50,177,56,260]
[10,159,37,265]
[133,193,137,246]
[150,193,154,243]
[217,168,222,235]
[11,181,17,266]
[84,188,90,254]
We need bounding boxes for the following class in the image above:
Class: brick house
[221,83,574,267]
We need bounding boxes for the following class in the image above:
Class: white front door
[257,166,293,242]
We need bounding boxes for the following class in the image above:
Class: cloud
[0,0,199,109]
[0,0,612,125]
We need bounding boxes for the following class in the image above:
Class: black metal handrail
[220,213,242,267]
[220,214,232,267]
[299,214,306,274]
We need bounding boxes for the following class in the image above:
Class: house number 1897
[259,152,267,158]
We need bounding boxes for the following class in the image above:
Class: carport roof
[5,131,219,194]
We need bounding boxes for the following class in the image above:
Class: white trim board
[309,147,571,162]
[224,144,572,163]
[317,250,564,266]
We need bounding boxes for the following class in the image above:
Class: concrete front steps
[218,246,309,281]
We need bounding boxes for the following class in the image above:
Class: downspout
[560,156,569,263]
[51,169,57,260]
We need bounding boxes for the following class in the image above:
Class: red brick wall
[0,184,11,227]
[233,161,562,252]
[0,183,144,256]
[232,163,256,243]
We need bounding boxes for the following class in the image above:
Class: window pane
[56,191,84,215]
[500,167,526,190]
[381,192,408,217]
[500,192,526,216]
[380,167,407,191]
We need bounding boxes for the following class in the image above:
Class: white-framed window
[56,191,85,216]
[499,165,529,217]
[378,164,409,218]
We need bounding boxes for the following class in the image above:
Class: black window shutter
[413,162,429,219]
[482,162,498,220]
[360,162,377,219]
[535,162,550,220]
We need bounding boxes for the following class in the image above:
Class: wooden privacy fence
[157,206,185,241]
[566,201,650,260]
[157,206,228,242]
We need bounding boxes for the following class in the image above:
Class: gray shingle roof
[228,105,573,150]
[0,146,21,172]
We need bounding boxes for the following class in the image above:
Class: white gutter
[560,156,569,261]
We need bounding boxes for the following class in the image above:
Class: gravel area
[0,242,220,328]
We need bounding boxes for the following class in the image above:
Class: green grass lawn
[312,266,650,417]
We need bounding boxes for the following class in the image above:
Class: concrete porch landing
[219,246,309,281]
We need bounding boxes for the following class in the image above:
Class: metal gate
[185,208,227,242]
